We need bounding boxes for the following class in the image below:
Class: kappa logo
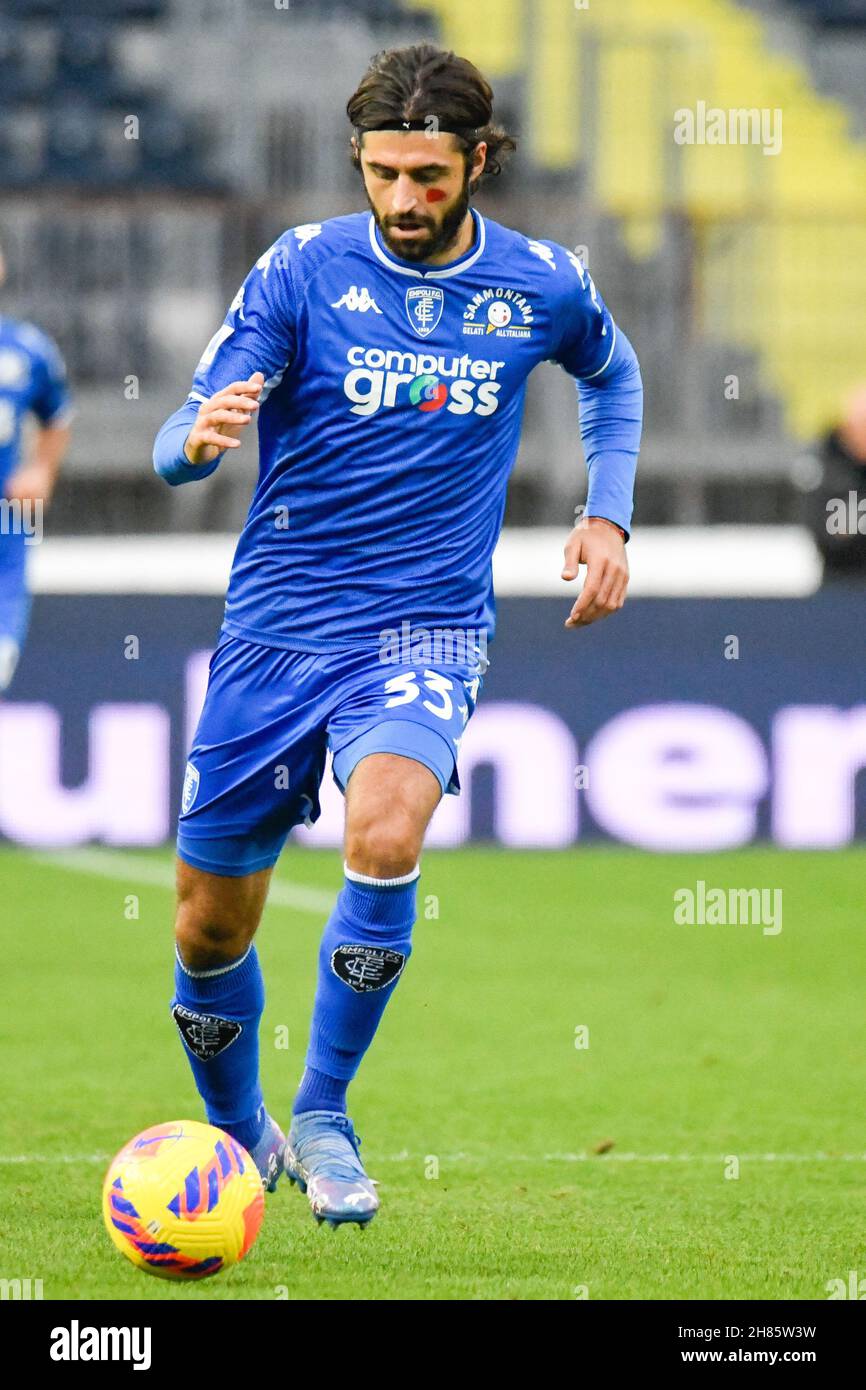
[463,287,534,339]
[527,239,557,270]
[565,250,604,320]
[181,762,200,814]
[172,1005,243,1061]
[331,944,406,994]
[229,284,246,321]
[406,285,445,338]
[332,286,383,315]
[197,324,234,369]
[256,241,282,276]
[294,223,323,250]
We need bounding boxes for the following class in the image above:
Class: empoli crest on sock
[330,943,406,993]
[172,1004,243,1060]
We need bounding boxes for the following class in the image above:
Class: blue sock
[171,943,266,1151]
[293,1066,349,1116]
[293,864,418,1116]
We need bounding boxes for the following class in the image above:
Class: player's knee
[174,873,257,970]
[345,808,419,880]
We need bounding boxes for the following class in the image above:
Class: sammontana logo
[463,287,534,339]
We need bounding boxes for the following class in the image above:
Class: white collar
[367,209,487,280]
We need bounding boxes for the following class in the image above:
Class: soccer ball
[102,1120,265,1280]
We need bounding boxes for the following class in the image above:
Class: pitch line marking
[2,1152,865,1166]
[30,847,336,916]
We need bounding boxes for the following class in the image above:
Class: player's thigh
[328,652,484,872]
[175,858,274,968]
[329,659,483,803]
[344,752,442,873]
[0,587,30,693]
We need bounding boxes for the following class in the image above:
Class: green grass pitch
[1,844,863,1301]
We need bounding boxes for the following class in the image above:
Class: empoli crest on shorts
[182,762,200,814]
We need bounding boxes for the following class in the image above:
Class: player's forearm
[578,329,643,537]
[25,423,71,504]
[33,422,71,478]
[6,423,71,505]
[153,401,222,487]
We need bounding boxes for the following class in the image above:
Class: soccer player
[0,245,72,695]
[153,44,643,1227]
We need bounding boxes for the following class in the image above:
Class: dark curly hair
[347,43,516,191]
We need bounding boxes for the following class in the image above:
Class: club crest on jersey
[463,287,534,340]
[405,286,444,338]
[181,762,200,815]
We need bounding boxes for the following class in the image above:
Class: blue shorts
[177,633,485,877]
[0,585,30,694]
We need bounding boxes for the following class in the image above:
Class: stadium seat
[54,20,116,99]
[44,101,105,183]
[3,0,166,20]
[0,122,43,188]
[782,0,866,25]
[410,0,866,438]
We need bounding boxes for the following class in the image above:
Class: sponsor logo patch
[331,944,406,994]
[342,344,503,418]
[408,373,448,412]
[463,286,534,339]
[172,1005,243,1060]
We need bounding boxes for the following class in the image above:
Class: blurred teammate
[795,383,866,578]
[0,245,72,694]
[154,45,643,1226]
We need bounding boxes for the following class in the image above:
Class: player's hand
[183,372,264,466]
[562,516,629,628]
[5,463,56,507]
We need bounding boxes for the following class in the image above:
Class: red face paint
[426,188,447,203]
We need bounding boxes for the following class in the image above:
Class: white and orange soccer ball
[102,1120,265,1280]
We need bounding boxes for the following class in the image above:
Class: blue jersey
[0,316,71,588]
[155,209,642,652]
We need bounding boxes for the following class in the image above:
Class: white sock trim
[344,860,420,888]
[175,943,252,979]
